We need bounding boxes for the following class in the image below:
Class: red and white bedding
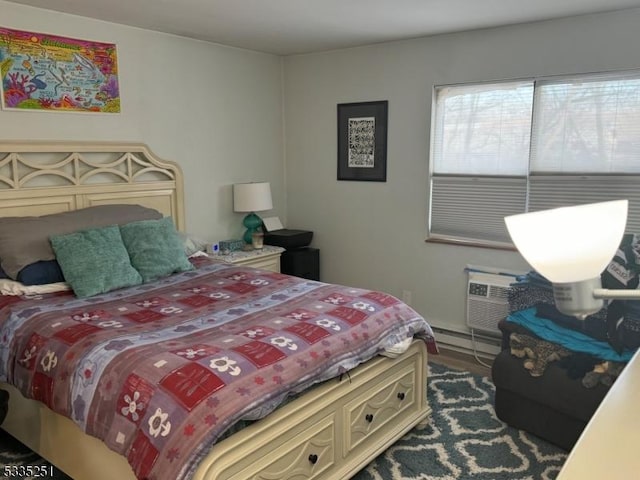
[0,256,436,480]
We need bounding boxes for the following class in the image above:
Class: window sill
[425,235,516,251]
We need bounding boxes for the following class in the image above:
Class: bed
[0,141,437,480]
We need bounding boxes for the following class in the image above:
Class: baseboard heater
[431,326,501,358]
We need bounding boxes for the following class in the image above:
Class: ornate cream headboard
[0,141,185,230]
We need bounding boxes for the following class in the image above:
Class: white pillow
[0,279,70,296]
[179,232,208,256]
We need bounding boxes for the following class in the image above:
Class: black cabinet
[281,247,319,281]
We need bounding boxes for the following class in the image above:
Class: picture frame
[0,26,120,113]
[337,100,388,182]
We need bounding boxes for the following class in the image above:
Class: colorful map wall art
[0,27,120,113]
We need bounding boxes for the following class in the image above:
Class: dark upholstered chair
[492,319,609,451]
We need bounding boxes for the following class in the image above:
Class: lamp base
[242,212,262,244]
[553,277,604,320]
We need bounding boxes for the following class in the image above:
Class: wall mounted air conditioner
[466,271,515,336]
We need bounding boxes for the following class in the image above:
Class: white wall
[283,9,640,334]
[1,1,285,242]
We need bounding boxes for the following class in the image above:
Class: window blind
[432,81,533,176]
[430,176,526,243]
[429,70,640,245]
[528,175,640,234]
[530,73,640,174]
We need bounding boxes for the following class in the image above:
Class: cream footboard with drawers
[0,141,431,480]
[197,340,429,480]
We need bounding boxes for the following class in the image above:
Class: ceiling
[6,0,640,55]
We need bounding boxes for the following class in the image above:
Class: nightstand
[281,247,320,280]
[218,245,285,272]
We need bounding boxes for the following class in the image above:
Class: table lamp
[233,182,273,244]
[505,199,640,319]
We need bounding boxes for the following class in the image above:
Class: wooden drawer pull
[397,392,406,401]
[365,413,374,423]
[308,454,318,465]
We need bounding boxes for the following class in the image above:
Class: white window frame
[428,70,640,248]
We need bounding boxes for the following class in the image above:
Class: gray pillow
[50,225,142,298]
[120,217,194,282]
[0,204,162,279]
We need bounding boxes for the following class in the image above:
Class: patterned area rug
[0,362,567,480]
[352,362,567,480]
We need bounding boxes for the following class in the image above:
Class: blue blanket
[507,308,634,362]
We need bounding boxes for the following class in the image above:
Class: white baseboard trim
[431,326,501,359]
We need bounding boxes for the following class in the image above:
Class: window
[429,71,640,247]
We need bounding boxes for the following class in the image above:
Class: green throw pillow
[50,225,142,298]
[120,217,194,283]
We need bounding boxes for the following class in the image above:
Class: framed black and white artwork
[337,100,388,182]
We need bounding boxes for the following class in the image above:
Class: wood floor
[431,346,493,377]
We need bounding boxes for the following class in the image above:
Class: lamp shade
[233,182,273,213]
[504,200,628,283]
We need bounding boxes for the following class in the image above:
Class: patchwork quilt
[0,257,436,480]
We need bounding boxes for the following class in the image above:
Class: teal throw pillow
[120,217,194,283]
[50,225,142,298]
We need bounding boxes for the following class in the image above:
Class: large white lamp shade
[505,200,628,318]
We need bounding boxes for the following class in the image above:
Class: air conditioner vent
[489,285,510,300]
